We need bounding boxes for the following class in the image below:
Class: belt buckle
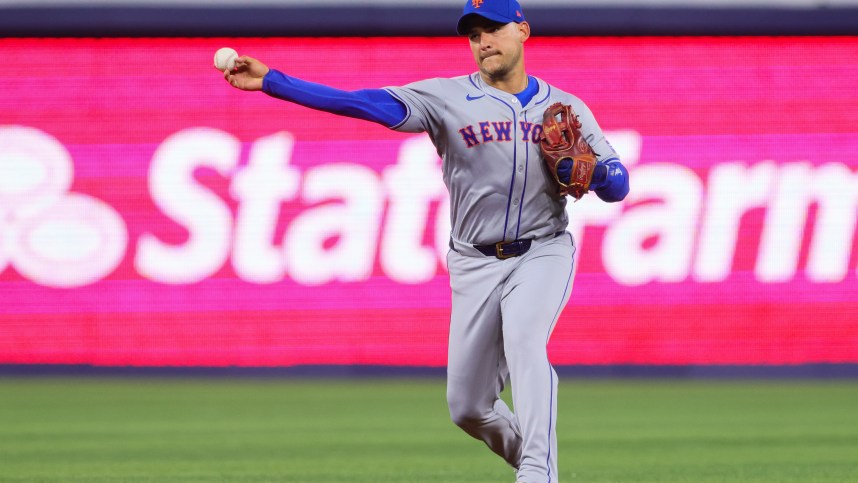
[495,241,515,260]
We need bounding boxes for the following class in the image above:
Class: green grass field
[0,378,856,482]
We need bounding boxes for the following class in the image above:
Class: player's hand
[223,55,270,91]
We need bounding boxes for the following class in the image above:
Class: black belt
[473,231,564,260]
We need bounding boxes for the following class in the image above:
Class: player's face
[467,19,529,80]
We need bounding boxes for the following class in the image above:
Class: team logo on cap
[472,0,483,8]
[516,10,522,17]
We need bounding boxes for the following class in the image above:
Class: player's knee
[446,393,485,429]
[449,409,484,431]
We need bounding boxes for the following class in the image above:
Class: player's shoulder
[535,78,605,129]
[397,75,471,93]
[538,79,589,110]
[422,75,476,89]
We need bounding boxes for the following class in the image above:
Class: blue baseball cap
[456,0,527,35]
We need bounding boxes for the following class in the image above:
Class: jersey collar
[469,73,551,109]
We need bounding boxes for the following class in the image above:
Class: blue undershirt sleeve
[589,160,630,203]
[261,69,408,128]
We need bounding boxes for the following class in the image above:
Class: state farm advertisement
[1,37,856,366]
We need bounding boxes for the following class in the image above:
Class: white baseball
[214,47,238,71]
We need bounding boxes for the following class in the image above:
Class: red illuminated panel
[0,37,856,366]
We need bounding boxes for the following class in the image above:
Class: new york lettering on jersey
[458,121,542,148]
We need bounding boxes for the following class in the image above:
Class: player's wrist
[590,164,608,190]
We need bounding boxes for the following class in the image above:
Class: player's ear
[518,21,531,42]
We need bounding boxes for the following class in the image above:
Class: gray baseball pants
[446,232,576,483]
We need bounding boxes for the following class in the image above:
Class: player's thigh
[446,250,506,378]
[501,237,576,345]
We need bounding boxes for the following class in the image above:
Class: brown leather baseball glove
[539,102,597,200]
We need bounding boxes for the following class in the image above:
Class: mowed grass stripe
[0,378,855,482]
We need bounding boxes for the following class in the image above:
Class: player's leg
[446,249,523,469]
[501,234,576,482]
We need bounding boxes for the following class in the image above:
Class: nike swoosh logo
[466,94,485,101]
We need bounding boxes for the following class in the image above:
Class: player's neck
[480,68,528,95]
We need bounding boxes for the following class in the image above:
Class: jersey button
[517,165,524,173]
[512,198,519,205]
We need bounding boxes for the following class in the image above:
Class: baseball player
[220,1,629,481]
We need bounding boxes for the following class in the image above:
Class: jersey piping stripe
[468,73,480,90]
[546,236,576,344]
[514,110,531,240]
[479,88,519,242]
[534,82,552,106]
[383,88,412,130]
[493,95,518,242]
[545,236,575,482]
[467,74,513,239]
[514,83,550,239]
[546,364,555,483]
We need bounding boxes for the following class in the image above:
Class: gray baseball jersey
[386,72,618,246]
[386,73,617,483]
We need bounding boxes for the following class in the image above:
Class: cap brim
[456,12,513,35]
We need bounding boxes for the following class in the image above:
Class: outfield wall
[1,37,856,370]
[2,0,858,35]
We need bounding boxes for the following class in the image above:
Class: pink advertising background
[1,37,857,367]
